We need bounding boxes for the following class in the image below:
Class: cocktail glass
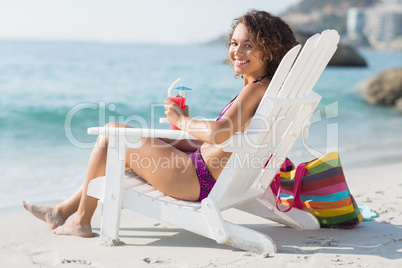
[168,85,191,130]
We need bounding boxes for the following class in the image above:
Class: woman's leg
[53,122,127,237]
[22,133,107,232]
[24,122,200,237]
[54,122,201,237]
[125,137,200,201]
[23,122,124,234]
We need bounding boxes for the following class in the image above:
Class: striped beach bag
[270,152,363,229]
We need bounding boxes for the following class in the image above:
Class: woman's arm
[159,138,204,153]
[164,83,267,145]
[157,105,204,152]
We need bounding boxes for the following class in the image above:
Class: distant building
[365,4,402,44]
[382,0,402,5]
[347,0,402,49]
[347,8,367,43]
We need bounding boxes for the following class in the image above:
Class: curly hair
[227,10,298,80]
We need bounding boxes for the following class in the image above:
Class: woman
[23,10,298,237]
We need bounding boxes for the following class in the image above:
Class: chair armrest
[159,117,216,124]
[88,127,199,140]
[221,131,262,153]
[221,122,310,153]
[159,118,170,124]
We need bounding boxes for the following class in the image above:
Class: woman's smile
[234,59,249,66]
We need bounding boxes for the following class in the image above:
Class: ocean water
[1,40,402,213]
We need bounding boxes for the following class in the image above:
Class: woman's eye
[245,44,252,48]
[231,42,237,46]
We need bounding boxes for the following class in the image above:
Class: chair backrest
[208,30,340,210]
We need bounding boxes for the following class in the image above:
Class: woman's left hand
[164,99,189,127]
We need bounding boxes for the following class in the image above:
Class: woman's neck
[243,72,268,86]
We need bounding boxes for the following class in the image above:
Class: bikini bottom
[188,148,216,202]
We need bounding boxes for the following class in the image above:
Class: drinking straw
[168,77,181,97]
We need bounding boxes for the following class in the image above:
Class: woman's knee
[104,122,130,128]
[97,123,132,148]
[96,134,109,148]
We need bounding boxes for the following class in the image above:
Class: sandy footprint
[305,236,338,247]
[29,250,59,266]
[141,257,187,267]
[284,255,317,267]
[61,259,92,265]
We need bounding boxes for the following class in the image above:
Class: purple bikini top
[216,74,267,121]
[216,95,237,121]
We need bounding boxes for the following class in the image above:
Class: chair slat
[303,31,340,96]
[212,101,304,205]
[259,100,319,187]
[123,177,146,189]
[143,190,166,199]
[277,34,320,98]
[131,184,156,194]
[172,200,201,210]
[289,31,333,98]
[159,196,180,204]
[296,30,339,97]
[213,81,322,208]
[265,45,301,98]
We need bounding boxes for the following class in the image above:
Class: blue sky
[0,0,299,44]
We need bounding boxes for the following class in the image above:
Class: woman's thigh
[126,137,200,201]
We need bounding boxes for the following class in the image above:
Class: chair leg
[98,147,126,245]
[202,198,276,256]
[236,189,320,230]
[224,221,276,256]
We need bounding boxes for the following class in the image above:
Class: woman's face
[229,23,265,79]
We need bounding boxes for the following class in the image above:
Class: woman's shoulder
[228,81,269,115]
[237,81,269,102]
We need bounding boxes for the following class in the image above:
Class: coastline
[2,42,402,216]
[1,162,401,267]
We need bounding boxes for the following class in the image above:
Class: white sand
[1,163,402,267]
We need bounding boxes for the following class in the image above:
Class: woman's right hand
[164,99,189,127]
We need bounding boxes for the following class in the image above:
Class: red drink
[168,96,186,130]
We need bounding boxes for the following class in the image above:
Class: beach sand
[1,163,401,267]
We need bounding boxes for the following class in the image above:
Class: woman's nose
[234,46,243,56]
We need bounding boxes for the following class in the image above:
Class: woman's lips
[234,59,249,66]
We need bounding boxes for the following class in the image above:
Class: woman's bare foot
[22,201,65,230]
[53,220,93,238]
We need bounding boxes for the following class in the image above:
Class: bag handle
[273,162,308,212]
[292,163,308,210]
[268,156,294,200]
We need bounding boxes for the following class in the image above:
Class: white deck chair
[87,30,340,256]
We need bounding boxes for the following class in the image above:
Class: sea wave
[0,100,162,141]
